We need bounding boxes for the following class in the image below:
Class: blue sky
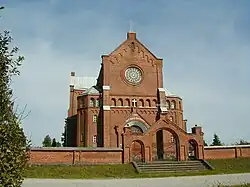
[1,0,250,146]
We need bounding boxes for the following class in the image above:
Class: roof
[70,76,97,90]
[164,88,180,98]
[82,86,100,95]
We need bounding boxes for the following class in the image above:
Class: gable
[107,32,162,66]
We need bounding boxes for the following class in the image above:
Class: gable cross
[128,20,135,32]
[132,99,137,107]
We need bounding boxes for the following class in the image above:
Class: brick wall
[28,145,250,165]
[29,147,123,165]
[204,145,250,159]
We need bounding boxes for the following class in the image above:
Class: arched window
[152,99,157,107]
[96,99,99,107]
[171,100,176,109]
[146,99,151,107]
[125,98,130,106]
[111,98,116,106]
[89,98,95,107]
[118,98,123,106]
[179,101,182,110]
[166,100,170,109]
[139,99,144,107]
[131,126,143,134]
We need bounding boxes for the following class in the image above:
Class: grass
[24,158,250,179]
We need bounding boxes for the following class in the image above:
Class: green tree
[203,140,208,146]
[51,138,57,147]
[210,133,223,146]
[42,135,52,147]
[235,139,250,145]
[0,13,30,187]
[61,118,68,147]
[56,141,61,147]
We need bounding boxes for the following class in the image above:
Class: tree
[42,135,52,147]
[61,118,68,147]
[0,17,30,187]
[203,140,208,146]
[210,133,223,146]
[51,138,57,147]
[235,139,250,145]
[56,141,61,147]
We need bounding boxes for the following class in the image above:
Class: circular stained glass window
[125,67,142,85]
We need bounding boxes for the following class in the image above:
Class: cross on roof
[128,20,135,32]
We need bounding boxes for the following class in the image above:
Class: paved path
[22,173,250,187]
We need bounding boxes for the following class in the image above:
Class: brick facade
[65,32,211,162]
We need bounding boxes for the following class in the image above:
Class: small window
[93,115,97,123]
[170,116,173,122]
[89,98,94,107]
[171,135,174,143]
[96,99,99,107]
[93,135,97,143]
[166,100,170,109]
[80,133,84,142]
[171,101,176,109]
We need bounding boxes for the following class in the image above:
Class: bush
[0,30,30,186]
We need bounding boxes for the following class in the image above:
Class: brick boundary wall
[204,145,250,160]
[29,147,123,165]
[28,145,250,165]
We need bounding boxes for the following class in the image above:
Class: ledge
[30,147,123,152]
[204,145,250,149]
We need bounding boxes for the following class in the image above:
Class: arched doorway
[188,139,198,160]
[154,129,179,161]
[131,140,145,162]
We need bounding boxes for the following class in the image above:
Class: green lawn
[24,158,250,179]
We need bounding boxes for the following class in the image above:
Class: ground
[22,173,250,187]
[25,158,250,179]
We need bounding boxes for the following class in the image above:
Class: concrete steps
[134,160,211,173]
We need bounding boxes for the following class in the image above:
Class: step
[134,160,210,173]
[138,166,206,170]
[137,163,204,167]
[137,165,206,169]
[140,169,203,173]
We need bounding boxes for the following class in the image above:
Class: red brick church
[65,32,205,162]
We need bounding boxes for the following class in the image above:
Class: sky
[1,0,250,146]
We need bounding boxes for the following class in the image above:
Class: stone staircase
[133,160,213,173]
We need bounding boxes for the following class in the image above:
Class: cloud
[1,0,250,146]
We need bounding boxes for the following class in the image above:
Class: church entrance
[155,129,179,161]
[131,140,145,162]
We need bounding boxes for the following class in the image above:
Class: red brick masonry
[204,145,250,160]
[29,147,123,165]
[29,145,250,165]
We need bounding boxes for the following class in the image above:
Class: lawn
[24,158,250,179]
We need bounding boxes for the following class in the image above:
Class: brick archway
[155,128,180,161]
[188,139,199,160]
[131,140,145,162]
[149,119,189,161]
